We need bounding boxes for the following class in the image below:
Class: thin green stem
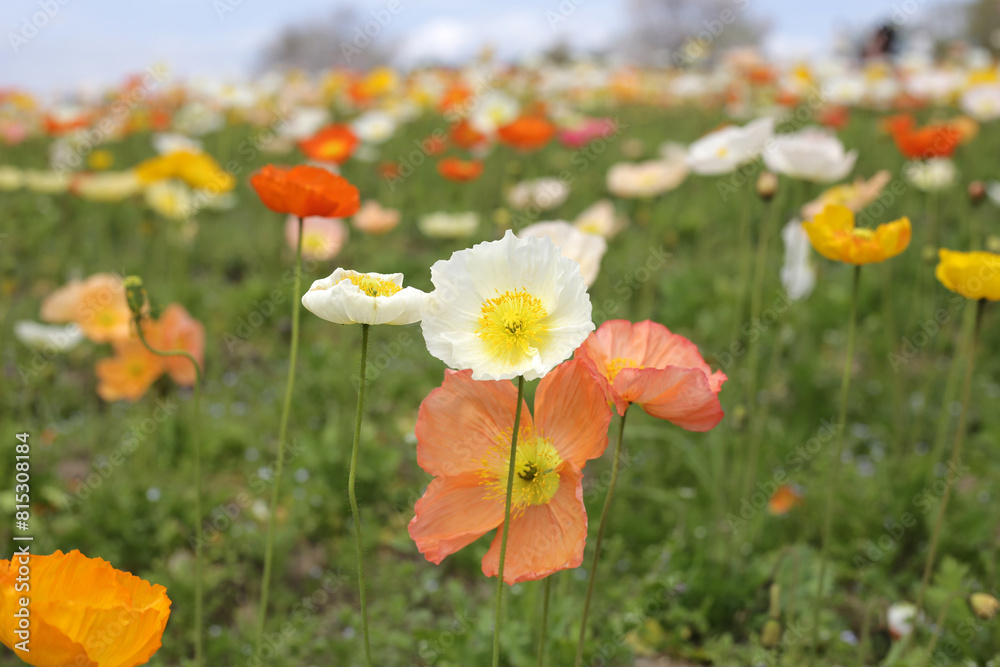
[920,592,965,667]
[133,317,203,666]
[492,375,526,667]
[914,300,985,614]
[536,576,552,667]
[350,324,374,666]
[575,409,629,667]
[811,264,861,653]
[255,216,304,655]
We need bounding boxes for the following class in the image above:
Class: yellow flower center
[480,431,563,511]
[320,140,347,160]
[716,146,729,158]
[606,357,643,381]
[340,272,401,297]
[852,227,875,240]
[476,289,549,361]
[303,232,329,254]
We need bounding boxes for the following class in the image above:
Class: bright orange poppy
[298,124,359,164]
[409,359,612,584]
[450,120,487,150]
[768,484,804,515]
[575,320,727,431]
[437,157,483,182]
[802,204,911,265]
[886,114,962,159]
[250,164,360,219]
[497,116,556,152]
[0,549,171,667]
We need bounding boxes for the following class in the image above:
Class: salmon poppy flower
[95,339,166,402]
[437,157,483,182]
[147,303,205,386]
[298,124,359,164]
[284,214,349,261]
[935,249,1000,301]
[40,273,132,344]
[250,164,360,219]
[497,116,556,152]
[802,204,911,265]
[408,359,612,584]
[576,320,727,431]
[0,550,171,667]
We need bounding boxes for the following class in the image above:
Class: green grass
[2,104,999,666]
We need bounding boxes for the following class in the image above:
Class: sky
[0,0,950,96]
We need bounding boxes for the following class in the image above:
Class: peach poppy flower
[298,124,359,165]
[40,273,132,344]
[0,549,171,667]
[437,157,483,182]
[408,359,611,584]
[250,164,360,219]
[576,320,727,431]
[95,339,165,402]
[352,200,400,235]
[147,304,205,386]
[284,215,349,260]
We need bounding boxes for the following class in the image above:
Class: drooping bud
[756,171,779,201]
[123,275,146,318]
[969,592,1000,620]
[968,180,986,205]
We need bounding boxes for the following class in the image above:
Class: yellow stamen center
[476,289,549,361]
[606,356,643,381]
[852,227,875,239]
[339,272,401,297]
[480,431,563,511]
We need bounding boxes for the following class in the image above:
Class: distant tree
[256,6,394,73]
[964,0,1000,52]
[621,0,769,67]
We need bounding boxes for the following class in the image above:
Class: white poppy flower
[421,230,594,381]
[686,117,774,175]
[763,128,857,183]
[518,221,607,286]
[302,269,426,326]
[14,321,84,352]
[780,219,816,302]
[904,158,957,192]
[351,111,397,145]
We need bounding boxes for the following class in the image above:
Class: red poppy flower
[437,157,483,182]
[497,116,556,152]
[299,124,359,164]
[450,120,487,150]
[575,320,727,431]
[886,114,962,159]
[250,165,360,218]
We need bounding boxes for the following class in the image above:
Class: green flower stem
[255,216,304,655]
[350,324,374,666]
[133,319,203,666]
[575,409,629,667]
[536,576,552,667]
[915,300,986,614]
[492,375,526,667]
[920,592,966,667]
[811,264,861,653]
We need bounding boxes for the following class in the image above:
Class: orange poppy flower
[802,204,911,265]
[250,164,360,219]
[95,339,165,402]
[298,124,359,165]
[437,157,483,182]
[0,550,170,667]
[497,116,556,152]
[887,114,962,159]
[450,120,487,150]
[576,320,727,431]
[408,359,612,584]
[768,484,804,515]
[438,85,472,114]
[819,106,850,130]
[147,303,205,386]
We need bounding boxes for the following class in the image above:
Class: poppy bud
[124,275,147,317]
[969,592,999,620]
[757,171,779,201]
[968,180,986,205]
[761,618,782,648]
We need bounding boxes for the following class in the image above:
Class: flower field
[1,55,1000,666]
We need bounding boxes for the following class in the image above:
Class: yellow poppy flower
[935,249,1000,300]
[802,204,911,265]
